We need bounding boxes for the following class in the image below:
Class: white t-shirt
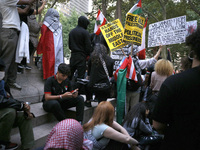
[0,0,20,31]
[92,123,110,150]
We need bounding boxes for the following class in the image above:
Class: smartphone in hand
[70,89,78,94]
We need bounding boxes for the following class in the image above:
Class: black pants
[86,85,110,103]
[43,95,84,121]
[70,55,86,80]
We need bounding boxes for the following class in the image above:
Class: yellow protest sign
[100,19,126,52]
[123,13,145,46]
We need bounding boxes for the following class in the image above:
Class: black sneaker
[84,101,92,107]
[24,65,32,70]
[18,64,24,69]
[5,142,18,150]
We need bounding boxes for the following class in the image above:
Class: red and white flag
[94,9,107,35]
[114,56,137,82]
[126,55,137,82]
[138,18,148,59]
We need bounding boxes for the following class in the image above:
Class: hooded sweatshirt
[69,16,91,58]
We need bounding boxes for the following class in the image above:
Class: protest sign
[100,19,126,52]
[148,15,186,47]
[123,13,145,45]
[111,45,132,70]
[186,20,197,37]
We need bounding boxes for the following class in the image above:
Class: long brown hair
[83,101,115,131]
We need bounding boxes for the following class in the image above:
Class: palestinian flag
[94,9,107,35]
[138,18,148,59]
[127,0,142,15]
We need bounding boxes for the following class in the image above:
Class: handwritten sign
[123,13,145,45]
[148,16,186,47]
[111,45,131,71]
[100,19,126,52]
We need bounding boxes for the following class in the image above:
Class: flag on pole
[127,0,142,15]
[114,56,137,82]
[138,18,148,59]
[116,68,127,124]
[114,57,128,81]
[126,55,137,82]
[94,9,107,35]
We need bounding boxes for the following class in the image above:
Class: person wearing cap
[42,63,84,124]
[0,59,34,150]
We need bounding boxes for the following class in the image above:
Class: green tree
[59,10,79,57]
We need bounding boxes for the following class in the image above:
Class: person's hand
[62,92,73,98]
[72,89,78,98]
[131,145,141,150]
[42,0,46,5]
[29,0,36,5]
[23,103,30,111]
[146,109,150,116]
[159,45,163,52]
[23,103,34,119]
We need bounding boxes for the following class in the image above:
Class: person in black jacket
[85,44,114,106]
[69,16,91,80]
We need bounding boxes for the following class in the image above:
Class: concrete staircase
[10,97,116,149]
[9,63,116,149]
[10,63,44,104]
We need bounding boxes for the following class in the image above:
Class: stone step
[11,121,58,150]
[10,98,116,149]
[10,63,44,104]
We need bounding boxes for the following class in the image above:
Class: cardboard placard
[100,19,126,52]
[123,13,145,45]
[148,16,186,47]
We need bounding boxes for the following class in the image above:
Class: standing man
[0,0,35,90]
[125,46,162,114]
[69,16,91,81]
[153,28,200,150]
[42,63,84,124]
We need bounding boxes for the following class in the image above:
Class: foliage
[59,10,79,57]
[89,0,200,69]
[37,0,200,69]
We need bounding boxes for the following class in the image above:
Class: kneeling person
[43,63,84,123]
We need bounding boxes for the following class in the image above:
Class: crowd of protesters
[1,1,200,150]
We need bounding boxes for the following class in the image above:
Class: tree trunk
[158,0,167,59]
[116,0,122,22]
[51,0,58,8]
[188,0,200,16]
[102,0,107,16]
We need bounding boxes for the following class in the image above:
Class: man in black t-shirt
[153,28,200,150]
[43,63,84,123]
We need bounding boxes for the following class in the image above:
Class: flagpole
[130,43,133,56]
[121,48,127,57]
